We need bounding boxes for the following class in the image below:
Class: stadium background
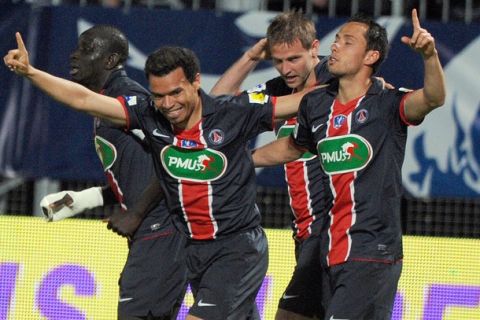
[1,1,479,319]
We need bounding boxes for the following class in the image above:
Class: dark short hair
[144,46,200,83]
[81,25,129,64]
[267,10,317,50]
[347,14,389,74]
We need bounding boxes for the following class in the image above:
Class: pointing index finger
[411,8,421,30]
[15,32,26,52]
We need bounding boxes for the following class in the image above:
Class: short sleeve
[116,95,150,130]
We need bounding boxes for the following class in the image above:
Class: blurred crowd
[7,0,480,22]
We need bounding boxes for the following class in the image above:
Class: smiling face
[328,22,379,78]
[69,32,110,90]
[149,67,201,129]
[270,38,319,91]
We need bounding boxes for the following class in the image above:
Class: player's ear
[106,53,121,70]
[193,72,201,90]
[364,50,380,68]
[310,39,320,57]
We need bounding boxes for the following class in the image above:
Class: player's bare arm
[274,84,325,120]
[107,176,164,238]
[402,9,446,122]
[4,32,127,126]
[210,38,268,96]
[252,136,303,167]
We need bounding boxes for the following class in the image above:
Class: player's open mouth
[164,107,183,118]
[284,76,297,83]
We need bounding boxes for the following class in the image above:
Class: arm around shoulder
[252,136,303,167]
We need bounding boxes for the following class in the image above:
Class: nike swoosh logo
[198,299,216,307]
[119,297,133,303]
[312,123,324,133]
[152,129,170,138]
[282,294,299,300]
[329,316,349,320]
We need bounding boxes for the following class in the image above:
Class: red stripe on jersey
[285,160,314,240]
[326,96,363,266]
[327,172,355,264]
[180,181,215,240]
[283,117,314,240]
[173,118,207,148]
[175,121,217,239]
[105,169,126,210]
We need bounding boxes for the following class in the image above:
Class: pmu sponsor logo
[276,125,316,161]
[94,136,117,170]
[161,146,227,181]
[317,134,372,174]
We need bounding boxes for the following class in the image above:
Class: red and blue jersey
[249,57,332,241]
[120,90,275,240]
[293,79,412,266]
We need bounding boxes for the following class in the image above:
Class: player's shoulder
[379,86,413,100]
[305,83,331,101]
[264,77,292,96]
[107,76,149,99]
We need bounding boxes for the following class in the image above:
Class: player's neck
[337,73,372,104]
[90,72,111,93]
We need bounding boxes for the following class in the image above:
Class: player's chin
[284,77,299,88]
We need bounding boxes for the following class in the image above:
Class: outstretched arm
[210,38,268,96]
[401,9,446,122]
[252,137,304,167]
[4,32,127,126]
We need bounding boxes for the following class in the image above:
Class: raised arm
[252,136,303,167]
[4,33,127,126]
[401,9,446,122]
[210,38,268,96]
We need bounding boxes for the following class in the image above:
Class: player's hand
[106,210,142,239]
[246,38,269,61]
[40,191,77,222]
[401,9,436,59]
[40,187,103,222]
[3,32,32,76]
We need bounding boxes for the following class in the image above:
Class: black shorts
[323,260,402,320]
[118,229,188,318]
[277,232,325,318]
[187,226,269,320]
